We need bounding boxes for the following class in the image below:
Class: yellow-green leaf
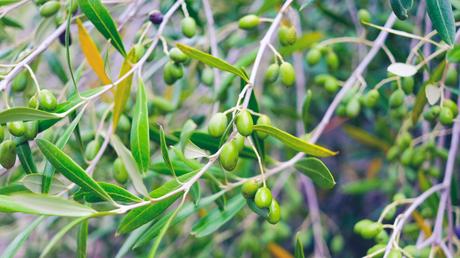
[252,125,337,157]
[112,49,136,129]
[294,158,335,189]
[76,18,112,85]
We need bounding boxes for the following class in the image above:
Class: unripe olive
[267,199,281,224]
[236,110,253,136]
[278,25,296,46]
[84,139,101,161]
[397,132,412,149]
[393,192,406,201]
[366,244,385,258]
[254,186,272,208]
[12,71,28,92]
[241,179,259,198]
[0,126,4,142]
[113,158,128,184]
[324,77,339,93]
[151,96,175,113]
[364,89,380,108]
[169,47,188,63]
[346,99,361,118]
[387,250,402,258]
[201,67,214,86]
[374,230,388,244]
[336,104,347,117]
[279,62,295,87]
[219,142,238,171]
[400,148,413,166]
[163,62,183,85]
[256,115,271,139]
[445,66,458,86]
[326,51,339,70]
[233,133,245,152]
[149,10,163,25]
[439,107,454,126]
[330,235,344,254]
[353,219,373,234]
[133,44,145,62]
[389,89,405,108]
[0,140,16,169]
[423,105,441,122]
[238,14,260,30]
[39,1,61,17]
[442,99,458,117]
[402,76,414,94]
[428,167,441,178]
[386,146,400,161]
[181,17,196,38]
[306,48,322,66]
[118,114,131,132]
[360,222,383,239]
[358,9,371,23]
[163,64,176,85]
[8,121,26,137]
[264,63,279,83]
[411,148,426,167]
[28,95,39,109]
[38,89,57,111]
[208,112,228,137]
[314,74,331,85]
[24,121,38,140]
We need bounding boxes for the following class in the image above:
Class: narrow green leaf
[246,199,269,218]
[77,219,88,258]
[426,0,456,45]
[390,0,413,20]
[22,174,67,195]
[45,52,68,84]
[295,232,305,258]
[295,158,335,189]
[0,16,23,29]
[77,182,142,203]
[252,125,337,157]
[1,216,45,258]
[16,141,37,174]
[191,195,245,238]
[115,223,152,258]
[302,89,313,130]
[447,44,460,62]
[0,0,19,7]
[0,193,95,216]
[112,49,136,128]
[176,43,249,82]
[179,119,197,152]
[190,182,201,206]
[36,139,112,202]
[110,135,149,197]
[0,107,60,124]
[159,126,176,177]
[78,0,126,56]
[130,79,150,173]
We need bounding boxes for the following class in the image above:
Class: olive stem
[373,76,398,91]
[137,22,152,44]
[180,1,189,17]
[259,17,274,23]
[377,199,414,224]
[247,137,266,186]
[24,65,41,93]
[160,36,170,55]
[268,43,284,63]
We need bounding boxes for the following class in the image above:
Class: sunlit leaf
[22,174,67,195]
[130,79,150,173]
[112,49,136,129]
[387,62,417,77]
[294,158,336,189]
[426,0,455,45]
[1,216,45,258]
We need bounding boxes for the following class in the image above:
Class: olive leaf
[112,49,136,129]
[302,89,313,130]
[387,62,417,77]
[252,125,337,157]
[426,0,455,45]
[110,135,149,197]
[76,219,88,258]
[22,174,67,195]
[78,0,126,56]
[45,52,68,84]
[159,125,176,177]
[76,18,112,84]
[130,79,150,173]
[295,158,335,189]
[16,141,37,174]
[76,182,142,203]
[343,125,390,152]
[176,43,249,82]
[1,216,45,258]
[390,0,414,20]
[36,139,113,202]
[295,232,305,258]
[0,193,95,217]
[447,44,460,62]
[0,0,18,7]
[191,195,245,238]
[425,84,441,105]
[0,107,60,124]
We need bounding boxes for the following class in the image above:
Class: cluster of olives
[241,179,281,224]
[314,74,340,94]
[336,86,362,118]
[264,61,295,87]
[423,99,458,126]
[163,47,189,85]
[239,14,297,46]
[208,110,271,171]
[306,45,340,71]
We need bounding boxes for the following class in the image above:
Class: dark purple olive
[59,29,71,46]
[455,226,460,239]
[149,10,163,25]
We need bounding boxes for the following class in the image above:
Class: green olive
[439,107,454,126]
[169,47,188,63]
[7,121,26,137]
[366,244,385,258]
[208,112,228,137]
[314,74,331,85]
[238,14,260,30]
[374,230,388,244]
[0,140,16,169]
[232,133,245,152]
[133,44,145,62]
[264,63,280,83]
[254,186,272,208]
[236,110,254,136]
[445,66,458,86]
[306,48,322,66]
[118,114,131,132]
[38,89,57,111]
[28,95,39,109]
[201,67,214,86]
[423,105,441,122]
[346,99,361,118]
[163,63,176,85]
[326,51,339,70]
[279,62,295,87]
[360,222,383,239]
[24,121,38,140]
[256,115,271,139]
[266,199,281,224]
[389,89,405,108]
[387,250,402,258]
[278,25,296,46]
[353,219,373,234]
[428,167,441,178]
[151,96,175,113]
[181,17,197,38]
[364,89,380,108]
[12,71,28,92]
[241,179,259,198]
[400,148,413,166]
[84,139,101,161]
[324,77,339,93]
[442,99,458,117]
[411,148,426,167]
[397,132,412,149]
[336,104,347,117]
[330,235,344,254]
[219,142,238,171]
[402,76,414,94]
[39,1,61,17]
[358,9,371,23]
[386,146,400,161]
[113,158,128,184]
